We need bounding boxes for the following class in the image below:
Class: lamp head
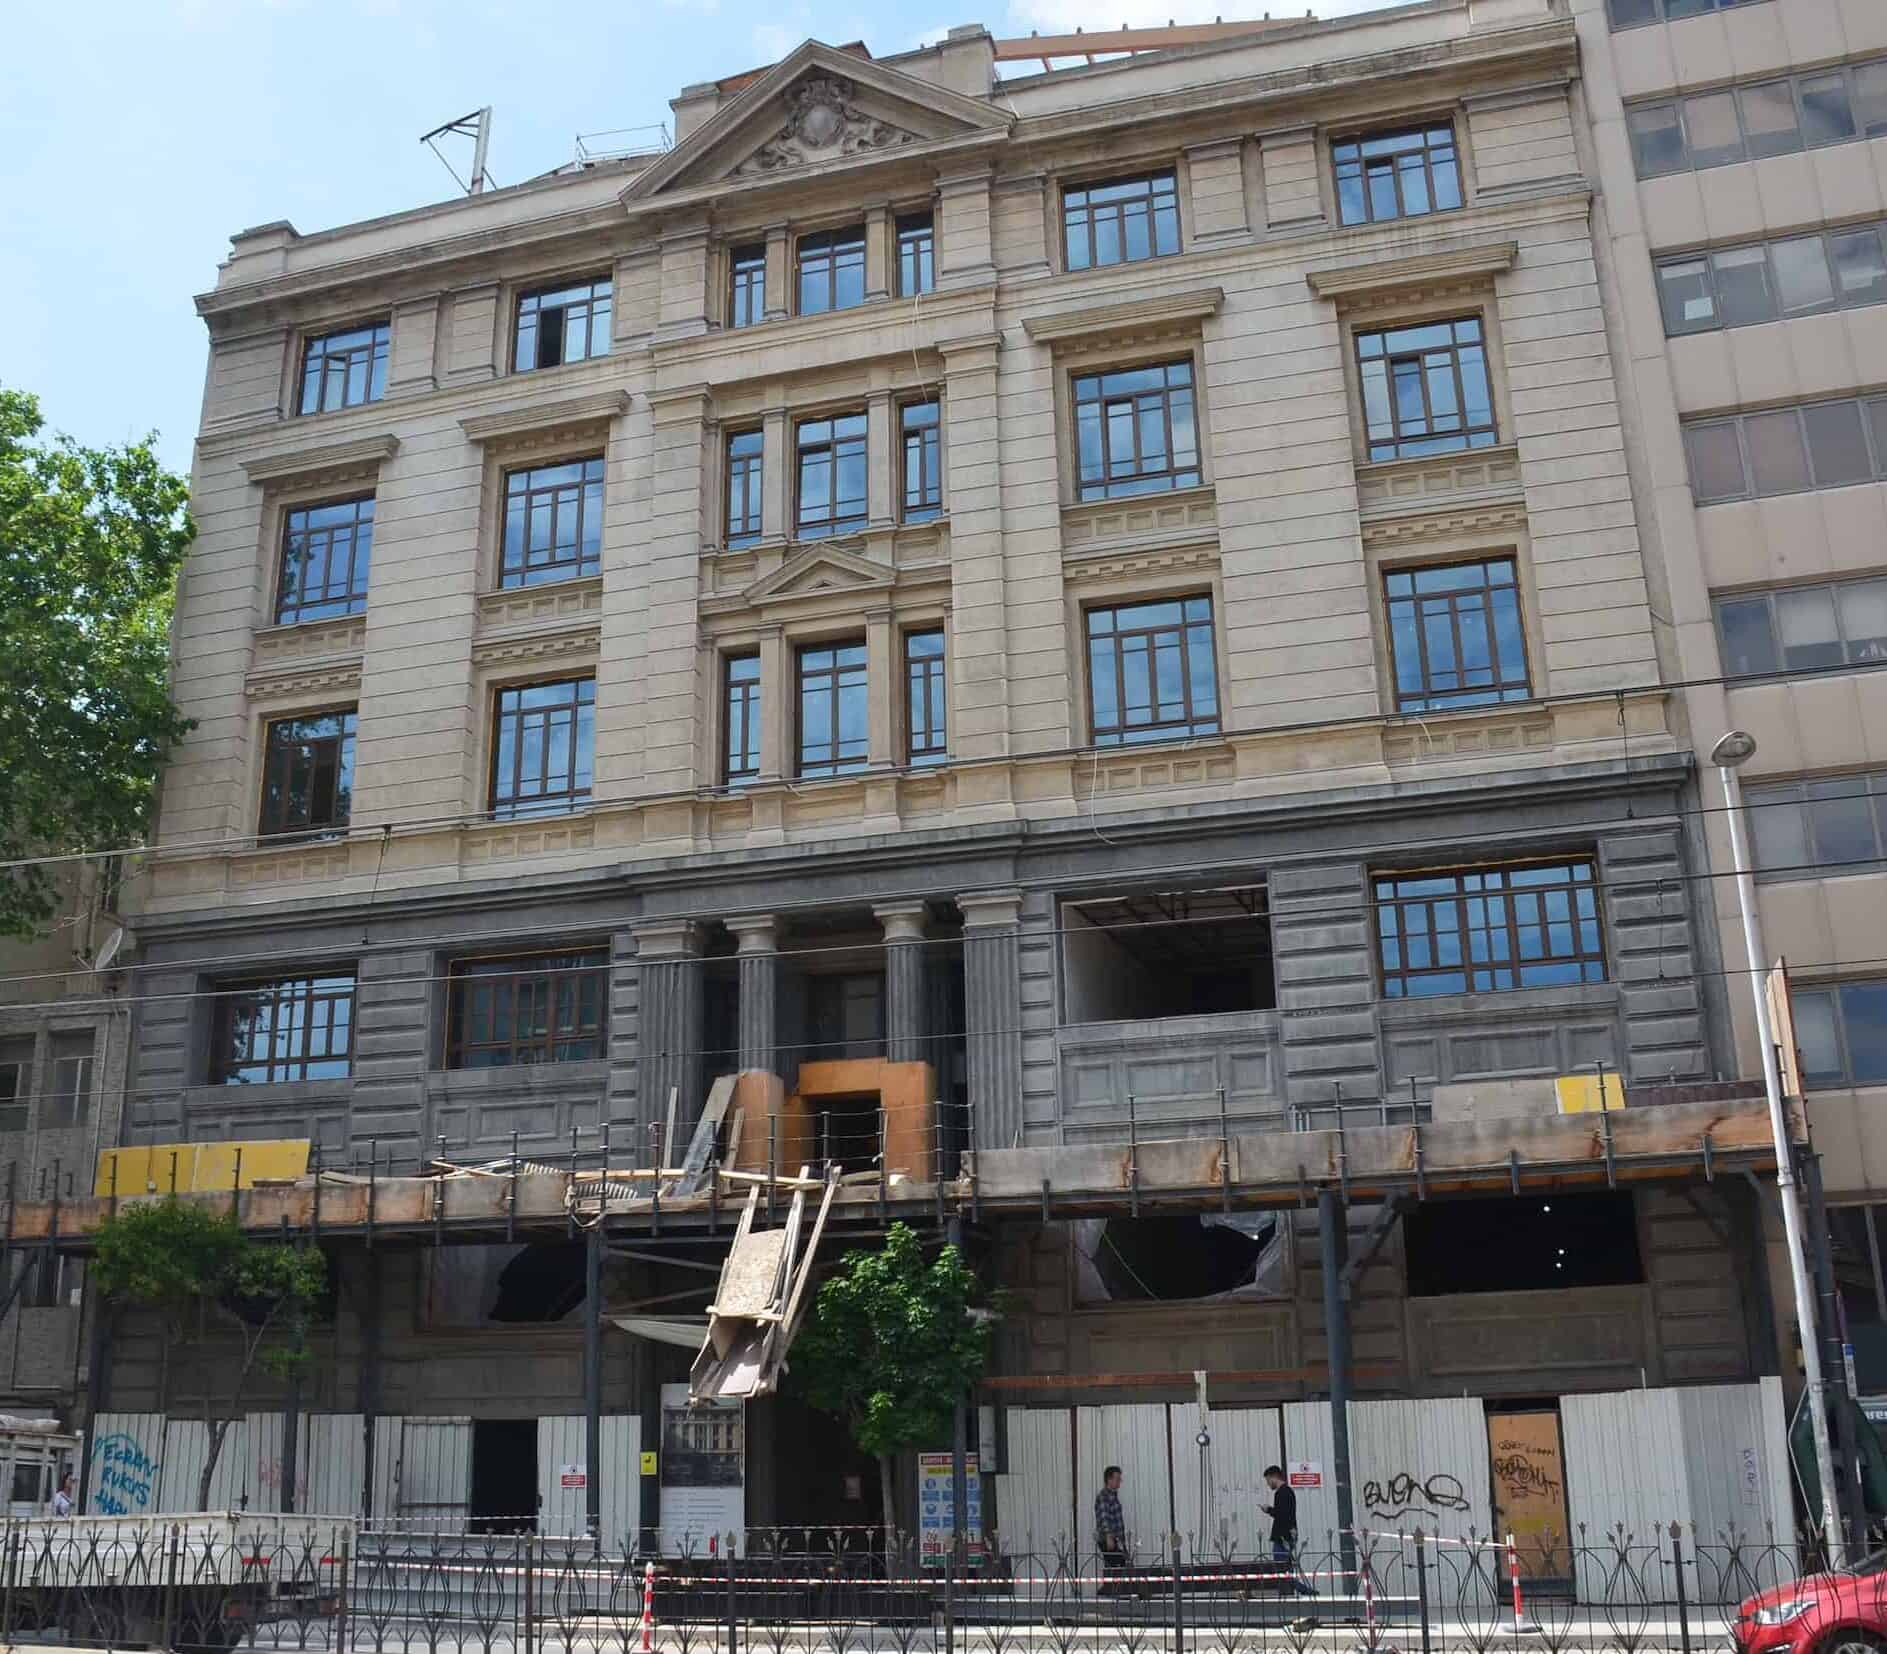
[1710,730,1758,769]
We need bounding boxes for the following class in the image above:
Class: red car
[1734,1554,1887,1654]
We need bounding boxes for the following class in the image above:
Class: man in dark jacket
[1095,1465,1127,1596]
[1261,1466,1315,1596]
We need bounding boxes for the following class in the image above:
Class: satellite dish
[90,924,124,974]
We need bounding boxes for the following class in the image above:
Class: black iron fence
[0,1521,1876,1653]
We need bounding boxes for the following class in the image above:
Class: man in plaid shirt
[1094,1466,1127,1596]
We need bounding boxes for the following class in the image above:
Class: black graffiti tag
[1362,1471,1472,1522]
[1492,1448,1562,1502]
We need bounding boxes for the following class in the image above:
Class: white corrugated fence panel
[538,1416,588,1537]
[1678,1380,1797,1600]
[1347,1398,1492,1542]
[1076,1403,1172,1556]
[393,1416,471,1530]
[302,1414,365,1518]
[1756,1377,1799,1577]
[997,1408,1071,1558]
[247,1411,292,1513]
[159,1419,209,1511]
[600,1414,640,1552]
[1560,1387,1688,1603]
[1169,1404,1282,1559]
[1281,1401,1338,1548]
[369,1417,403,1525]
[87,1412,165,1516]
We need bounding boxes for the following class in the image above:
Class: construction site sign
[917,1453,983,1565]
[559,1464,586,1489]
[1287,1460,1322,1489]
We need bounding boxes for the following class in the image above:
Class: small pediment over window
[741,542,893,608]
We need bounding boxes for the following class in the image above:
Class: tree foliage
[0,385,193,937]
[92,1199,325,1507]
[791,1223,991,1522]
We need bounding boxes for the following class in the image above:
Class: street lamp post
[1711,730,1846,1569]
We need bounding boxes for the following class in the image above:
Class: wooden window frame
[1384,556,1532,712]
[1355,315,1498,462]
[514,276,613,373]
[796,225,867,317]
[488,676,596,819]
[794,411,869,540]
[445,949,610,1069]
[900,400,942,522]
[297,322,389,416]
[211,973,356,1085]
[1072,359,1202,501]
[729,244,767,329]
[1061,169,1181,272]
[1333,123,1464,227]
[724,652,762,785]
[1084,594,1220,747]
[725,429,764,548]
[499,455,605,589]
[258,708,357,840]
[904,628,947,766]
[275,495,374,626]
[1373,859,1607,999]
[796,638,869,778]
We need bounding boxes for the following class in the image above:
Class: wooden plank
[671,1075,737,1198]
[664,1088,679,1171]
[762,1170,840,1391]
[707,1229,787,1319]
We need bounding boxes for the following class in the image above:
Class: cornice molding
[1306,240,1519,304]
[1361,500,1529,549]
[459,390,630,445]
[1021,284,1224,347]
[470,626,603,670]
[240,433,398,490]
[243,662,365,703]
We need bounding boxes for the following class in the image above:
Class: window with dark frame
[259,709,356,839]
[797,640,869,778]
[1792,978,1887,1088]
[500,457,604,589]
[490,677,596,818]
[212,973,356,1084]
[1385,558,1531,711]
[1334,124,1464,227]
[42,1034,93,1130]
[730,244,767,328]
[298,322,389,416]
[897,214,935,296]
[905,629,946,766]
[1374,860,1606,999]
[1683,395,1887,503]
[514,278,612,372]
[0,1042,30,1133]
[276,497,374,626]
[1356,316,1497,461]
[446,951,609,1069]
[900,400,942,521]
[795,412,868,539]
[797,226,867,315]
[1714,576,1887,679]
[1655,222,1887,336]
[1073,360,1201,500]
[1086,595,1220,747]
[1747,769,1887,880]
[725,430,764,548]
[1627,58,1887,178]
[724,654,762,785]
[1607,0,1769,26]
[1063,170,1180,271]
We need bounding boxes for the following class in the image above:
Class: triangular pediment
[742,541,893,607]
[624,41,1011,208]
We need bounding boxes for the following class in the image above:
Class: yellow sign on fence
[94,1140,310,1198]
[1554,1073,1625,1114]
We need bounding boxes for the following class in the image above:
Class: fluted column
[633,919,702,1146]
[728,914,780,1075]
[959,888,1024,1151]
[875,902,929,1065]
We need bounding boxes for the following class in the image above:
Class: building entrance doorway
[471,1418,538,1533]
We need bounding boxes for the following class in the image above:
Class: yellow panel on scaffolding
[94,1140,309,1197]
[1555,1073,1625,1114]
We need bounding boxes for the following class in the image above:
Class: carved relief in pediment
[733,76,919,176]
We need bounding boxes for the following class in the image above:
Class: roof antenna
[420,107,494,195]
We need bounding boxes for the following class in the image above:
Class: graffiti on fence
[1362,1471,1472,1523]
[93,1432,160,1514]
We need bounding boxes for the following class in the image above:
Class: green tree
[790,1222,991,1533]
[91,1199,325,1510]
[0,385,193,937]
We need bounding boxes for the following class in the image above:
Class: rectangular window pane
[905,629,947,765]
[797,641,869,777]
[1711,245,1778,328]
[897,215,935,297]
[901,400,942,521]
[1747,782,1811,875]
[724,654,761,784]
[299,323,390,415]
[1839,579,1887,665]
[214,974,356,1084]
[490,678,595,817]
[1071,360,1201,500]
[1858,62,1887,138]
[730,245,766,329]
[1629,104,1686,176]
[1063,171,1179,270]
[1776,585,1842,671]
[1772,235,1836,317]
[1331,125,1462,227]
[515,279,611,372]
[1657,257,1717,333]
[1802,401,1874,488]
[1374,861,1605,998]
[1384,558,1531,712]
[1798,71,1858,147]
[499,457,605,588]
[277,496,375,625]
[1841,982,1887,1084]
[1356,317,1498,462]
[1794,988,1844,1087]
[796,412,869,537]
[797,227,866,316]
[259,709,357,839]
[448,951,609,1068]
[1717,596,1779,677]
[1832,227,1887,307]
[726,430,764,548]
[1733,82,1796,161]
[1085,596,1218,745]
[1744,409,1812,495]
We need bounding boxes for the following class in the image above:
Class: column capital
[631,918,700,958]
[874,901,929,943]
[727,914,780,955]
[958,887,1024,929]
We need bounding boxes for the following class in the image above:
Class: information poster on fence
[917,1452,983,1566]
[660,1382,744,1555]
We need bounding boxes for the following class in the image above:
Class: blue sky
[0,0,1400,475]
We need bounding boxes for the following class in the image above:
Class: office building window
[1608,0,1770,26]
[1073,360,1201,501]
[447,951,609,1069]
[1086,595,1220,746]
[490,678,595,818]
[212,973,355,1084]
[730,244,766,328]
[795,413,868,539]
[725,430,764,548]
[1375,861,1606,999]
[41,1033,93,1130]
[515,278,612,372]
[1356,316,1497,461]
[905,629,947,766]
[259,709,356,839]
[808,972,886,1060]
[797,640,869,778]
[797,226,867,316]
[1747,770,1887,880]
[1715,577,1887,679]
[1683,396,1887,503]
[298,322,389,415]
[500,457,604,589]
[275,497,374,626]
[897,215,935,296]
[1386,558,1530,711]
[1063,170,1180,271]
[900,400,942,521]
[725,654,762,785]
[1656,223,1887,336]
[0,1043,27,1133]
[1628,60,1887,178]
[1793,979,1887,1088]
[1334,125,1463,227]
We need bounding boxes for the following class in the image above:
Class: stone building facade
[92,0,1848,1530]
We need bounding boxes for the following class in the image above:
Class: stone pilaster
[959,888,1024,1151]
[875,902,929,1064]
[633,919,702,1148]
[728,914,780,1075]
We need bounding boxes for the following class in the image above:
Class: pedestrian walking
[51,1471,73,1517]
[1095,1465,1128,1597]
[1261,1465,1314,1596]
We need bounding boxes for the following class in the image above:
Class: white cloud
[1003,0,1404,32]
